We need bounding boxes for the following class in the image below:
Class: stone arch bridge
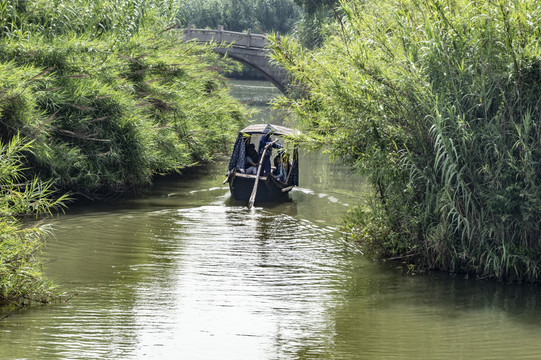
[182,26,289,93]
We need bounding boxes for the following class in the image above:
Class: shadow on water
[325,267,541,359]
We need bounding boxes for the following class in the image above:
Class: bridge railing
[183,25,268,49]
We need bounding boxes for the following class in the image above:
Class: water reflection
[135,204,353,359]
[4,186,541,359]
[329,269,541,359]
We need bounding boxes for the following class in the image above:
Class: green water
[1,80,541,360]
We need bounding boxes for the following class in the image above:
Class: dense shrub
[177,0,302,35]
[0,0,248,305]
[0,136,67,306]
[271,0,541,281]
[0,0,248,198]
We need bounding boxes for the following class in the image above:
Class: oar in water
[248,139,278,209]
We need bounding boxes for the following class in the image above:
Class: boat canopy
[227,123,299,186]
[239,123,300,137]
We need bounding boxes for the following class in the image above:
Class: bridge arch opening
[214,49,286,93]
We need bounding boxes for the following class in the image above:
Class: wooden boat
[225,123,300,204]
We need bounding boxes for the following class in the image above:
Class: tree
[178,0,301,34]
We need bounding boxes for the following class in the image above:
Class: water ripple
[3,184,541,360]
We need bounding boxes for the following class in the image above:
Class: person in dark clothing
[258,134,281,176]
[273,154,286,182]
[245,143,259,174]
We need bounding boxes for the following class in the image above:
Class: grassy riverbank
[0,136,68,306]
[0,1,249,198]
[0,0,249,305]
[271,0,541,281]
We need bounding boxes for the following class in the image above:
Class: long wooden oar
[248,139,278,209]
[222,168,235,184]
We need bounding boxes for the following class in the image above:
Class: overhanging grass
[271,0,541,281]
[0,1,249,198]
[0,0,250,307]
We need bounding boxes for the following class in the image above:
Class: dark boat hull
[229,173,291,203]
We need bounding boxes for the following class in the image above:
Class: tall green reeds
[0,136,68,306]
[177,0,301,34]
[271,0,541,281]
[0,0,248,198]
[0,0,249,306]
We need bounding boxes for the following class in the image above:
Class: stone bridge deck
[184,26,268,49]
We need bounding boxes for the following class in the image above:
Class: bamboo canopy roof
[239,123,300,137]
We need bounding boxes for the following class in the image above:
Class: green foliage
[0,0,248,198]
[291,0,339,48]
[271,0,541,281]
[0,0,180,40]
[0,221,55,306]
[177,0,302,34]
[0,136,68,306]
[292,9,332,49]
[0,0,248,307]
[293,0,338,15]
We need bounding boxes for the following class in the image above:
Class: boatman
[258,130,282,176]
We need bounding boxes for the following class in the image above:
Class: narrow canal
[2,80,541,359]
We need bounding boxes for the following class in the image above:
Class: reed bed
[271,0,541,281]
[0,0,248,305]
[0,0,248,198]
[177,0,301,34]
[0,136,68,306]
